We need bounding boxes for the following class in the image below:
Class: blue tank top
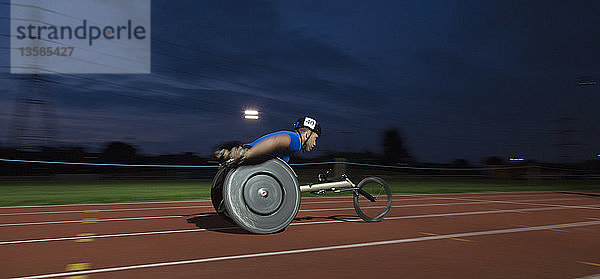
[247,131,301,162]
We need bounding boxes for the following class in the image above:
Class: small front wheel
[353,177,392,222]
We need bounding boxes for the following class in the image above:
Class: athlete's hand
[229,146,246,160]
[215,146,247,162]
[214,149,231,160]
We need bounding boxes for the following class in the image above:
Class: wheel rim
[354,177,392,222]
[243,173,284,215]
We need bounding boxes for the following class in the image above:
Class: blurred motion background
[0,1,599,187]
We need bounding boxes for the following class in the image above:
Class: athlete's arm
[244,134,291,160]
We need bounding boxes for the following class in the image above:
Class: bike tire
[353,177,392,222]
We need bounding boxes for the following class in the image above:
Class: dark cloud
[0,1,599,162]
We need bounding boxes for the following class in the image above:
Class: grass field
[0,178,599,206]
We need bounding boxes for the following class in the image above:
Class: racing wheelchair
[211,156,393,234]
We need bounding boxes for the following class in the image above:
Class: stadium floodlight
[244,109,259,120]
[509,158,525,161]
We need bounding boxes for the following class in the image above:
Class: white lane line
[0,191,564,210]
[0,198,585,227]
[302,196,583,205]
[11,220,600,279]
[0,200,211,209]
[300,198,578,212]
[438,197,600,210]
[300,202,490,213]
[295,206,576,223]
[389,191,558,197]
[0,198,411,216]
[0,196,584,218]
[0,228,210,245]
[303,192,562,200]
[300,197,585,212]
[301,196,433,205]
[0,215,182,227]
[388,191,566,199]
[0,205,212,216]
[0,197,433,216]
[385,207,558,220]
[2,204,598,245]
[0,195,364,210]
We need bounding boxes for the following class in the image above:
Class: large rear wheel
[222,157,301,234]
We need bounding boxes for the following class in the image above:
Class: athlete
[215,116,321,163]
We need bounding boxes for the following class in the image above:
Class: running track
[1,191,600,278]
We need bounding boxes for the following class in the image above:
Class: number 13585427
[18,46,74,56]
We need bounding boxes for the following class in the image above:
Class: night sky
[1,0,599,164]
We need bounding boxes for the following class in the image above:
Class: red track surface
[1,191,600,278]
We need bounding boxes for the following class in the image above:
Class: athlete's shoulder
[248,130,298,147]
[279,131,301,151]
[262,131,300,150]
[269,130,300,138]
